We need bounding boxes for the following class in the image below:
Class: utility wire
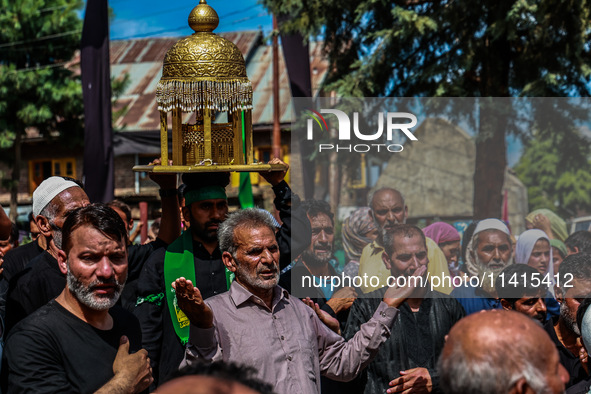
[0,4,266,49]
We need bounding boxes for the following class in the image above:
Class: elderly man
[173,209,422,394]
[496,264,548,323]
[357,187,451,294]
[5,172,180,332]
[450,218,513,314]
[438,310,569,394]
[135,162,311,387]
[545,253,591,388]
[4,204,152,393]
[344,224,464,394]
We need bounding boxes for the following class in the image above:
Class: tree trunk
[473,103,508,219]
[9,129,21,222]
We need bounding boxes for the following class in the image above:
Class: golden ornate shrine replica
[133,0,287,173]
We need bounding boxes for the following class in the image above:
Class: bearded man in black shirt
[4,204,152,393]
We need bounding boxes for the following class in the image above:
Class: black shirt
[343,287,465,394]
[544,316,588,388]
[4,300,142,393]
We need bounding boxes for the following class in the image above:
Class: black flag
[81,0,114,202]
[277,14,315,200]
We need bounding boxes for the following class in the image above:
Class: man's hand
[260,158,288,186]
[173,277,214,329]
[326,287,357,314]
[303,298,341,335]
[148,158,177,190]
[580,346,589,373]
[382,265,427,308]
[109,336,152,393]
[387,367,432,393]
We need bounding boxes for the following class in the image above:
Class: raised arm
[148,159,181,245]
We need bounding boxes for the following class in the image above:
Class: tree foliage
[0,0,84,148]
[515,127,591,218]
[0,0,83,219]
[264,0,591,217]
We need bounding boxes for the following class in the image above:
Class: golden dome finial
[188,0,219,33]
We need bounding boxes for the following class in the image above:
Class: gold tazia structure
[133,0,286,173]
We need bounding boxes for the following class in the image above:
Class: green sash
[164,230,234,345]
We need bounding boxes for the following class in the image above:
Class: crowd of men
[1,165,591,394]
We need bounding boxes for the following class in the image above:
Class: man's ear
[500,299,513,311]
[510,377,531,394]
[222,251,237,273]
[36,216,52,238]
[57,249,68,275]
[382,252,392,270]
[181,206,191,222]
[128,218,134,232]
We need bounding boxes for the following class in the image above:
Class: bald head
[439,310,568,394]
[157,376,261,394]
[368,188,407,236]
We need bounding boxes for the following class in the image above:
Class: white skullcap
[32,177,80,217]
[473,218,511,237]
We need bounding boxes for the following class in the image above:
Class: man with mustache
[496,263,548,324]
[450,218,513,314]
[343,225,465,394]
[172,208,421,394]
[135,161,310,387]
[4,204,152,393]
[280,200,357,322]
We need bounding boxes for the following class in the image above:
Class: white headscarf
[515,229,554,286]
[465,218,512,277]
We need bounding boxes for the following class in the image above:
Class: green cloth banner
[238,110,254,208]
[164,230,234,345]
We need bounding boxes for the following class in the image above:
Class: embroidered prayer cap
[32,177,81,217]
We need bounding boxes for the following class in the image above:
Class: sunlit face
[370,189,407,233]
[228,226,280,294]
[383,234,428,278]
[473,230,512,273]
[60,225,127,311]
[512,293,547,323]
[183,199,228,243]
[527,239,551,275]
[302,213,334,266]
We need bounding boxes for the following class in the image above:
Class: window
[29,158,76,194]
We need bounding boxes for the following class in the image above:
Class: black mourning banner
[81,0,114,203]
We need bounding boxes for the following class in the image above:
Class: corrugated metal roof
[110,32,328,132]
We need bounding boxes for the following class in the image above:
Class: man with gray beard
[544,253,591,389]
[3,204,152,393]
[450,218,513,315]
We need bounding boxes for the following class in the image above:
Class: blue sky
[103,0,273,40]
